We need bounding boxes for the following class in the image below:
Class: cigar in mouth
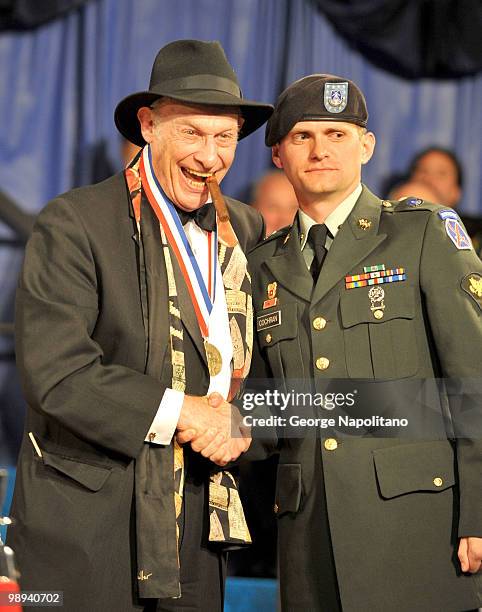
[206,176,230,223]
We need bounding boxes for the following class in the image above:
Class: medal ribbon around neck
[140,146,217,338]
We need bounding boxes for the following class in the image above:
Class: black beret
[265,74,368,146]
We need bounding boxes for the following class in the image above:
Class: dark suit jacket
[7,172,263,611]
[247,186,482,612]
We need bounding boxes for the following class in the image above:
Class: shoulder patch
[444,217,472,250]
[438,209,459,221]
[461,273,482,310]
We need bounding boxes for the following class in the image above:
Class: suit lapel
[311,186,387,305]
[140,199,171,380]
[265,215,313,303]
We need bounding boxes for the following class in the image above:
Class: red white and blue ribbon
[139,145,217,337]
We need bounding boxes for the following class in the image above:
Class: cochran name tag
[256,310,281,331]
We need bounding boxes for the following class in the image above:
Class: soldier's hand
[206,433,252,467]
[458,536,482,573]
[176,394,251,464]
[204,405,252,466]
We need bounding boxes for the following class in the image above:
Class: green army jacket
[246,185,482,612]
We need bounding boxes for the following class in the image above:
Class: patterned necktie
[308,224,328,281]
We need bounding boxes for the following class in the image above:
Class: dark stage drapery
[312,0,482,78]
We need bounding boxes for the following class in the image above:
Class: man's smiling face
[138,99,241,210]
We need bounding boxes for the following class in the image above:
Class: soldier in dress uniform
[247,74,482,611]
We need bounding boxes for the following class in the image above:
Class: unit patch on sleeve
[438,211,472,250]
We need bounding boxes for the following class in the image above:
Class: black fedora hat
[115,39,273,146]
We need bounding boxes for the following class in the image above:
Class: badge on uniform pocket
[263,282,278,309]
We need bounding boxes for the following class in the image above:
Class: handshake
[176,392,251,466]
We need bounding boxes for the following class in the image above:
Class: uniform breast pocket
[256,302,304,381]
[340,283,418,379]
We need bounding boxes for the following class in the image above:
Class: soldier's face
[272,121,375,207]
[137,100,241,211]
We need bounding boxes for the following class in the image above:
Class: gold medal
[205,341,223,376]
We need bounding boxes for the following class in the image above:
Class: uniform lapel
[311,186,387,305]
[264,215,313,303]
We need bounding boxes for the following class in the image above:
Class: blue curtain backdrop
[1,0,481,215]
[0,0,481,462]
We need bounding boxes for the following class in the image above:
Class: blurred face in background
[252,172,299,236]
[411,150,461,208]
[138,99,241,210]
[389,180,441,203]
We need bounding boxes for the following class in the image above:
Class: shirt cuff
[144,388,184,445]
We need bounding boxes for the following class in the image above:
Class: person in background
[251,169,298,237]
[409,146,462,208]
[408,146,482,256]
[0,190,35,243]
[388,178,441,203]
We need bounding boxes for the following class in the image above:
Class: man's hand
[458,536,482,573]
[176,392,251,465]
[177,393,231,444]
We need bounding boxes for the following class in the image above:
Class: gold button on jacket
[316,357,330,370]
[324,438,338,451]
[313,316,327,330]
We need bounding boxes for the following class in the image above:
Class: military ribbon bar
[345,268,405,283]
[363,264,385,273]
[345,273,406,290]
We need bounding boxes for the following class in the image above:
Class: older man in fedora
[7,40,272,611]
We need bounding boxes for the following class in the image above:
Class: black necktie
[308,224,328,281]
[175,203,216,232]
